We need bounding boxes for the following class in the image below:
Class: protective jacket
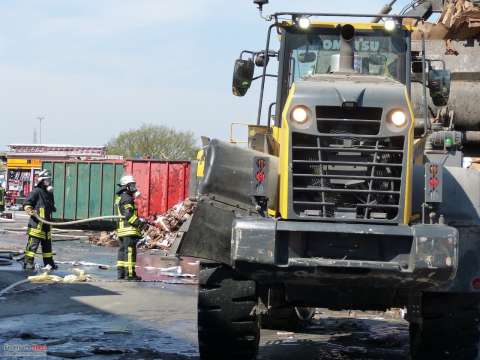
[0,188,5,211]
[24,186,56,240]
[115,190,142,238]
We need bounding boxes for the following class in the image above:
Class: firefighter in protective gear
[23,170,57,270]
[0,187,5,213]
[115,175,146,280]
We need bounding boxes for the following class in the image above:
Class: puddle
[0,313,198,359]
[28,240,199,284]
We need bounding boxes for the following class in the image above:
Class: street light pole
[37,116,44,144]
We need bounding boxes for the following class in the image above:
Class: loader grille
[291,106,405,221]
[316,106,383,135]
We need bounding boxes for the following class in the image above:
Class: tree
[107,124,198,160]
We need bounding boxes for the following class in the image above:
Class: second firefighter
[115,175,147,280]
[23,170,57,270]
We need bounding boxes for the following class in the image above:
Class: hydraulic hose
[31,212,123,227]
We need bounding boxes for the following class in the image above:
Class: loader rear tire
[197,263,259,360]
[410,293,480,360]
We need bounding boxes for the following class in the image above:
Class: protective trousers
[24,236,55,268]
[117,236,138,279]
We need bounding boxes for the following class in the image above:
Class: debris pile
[88,231,119,247]
[409,0,480,42]
[87,199,196,250]
[140,199,196,250]
[440,0,480,39]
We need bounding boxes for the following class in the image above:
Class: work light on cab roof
[384,19,397,31]
[296,16,311,30]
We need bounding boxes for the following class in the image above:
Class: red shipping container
[123,160,190,217]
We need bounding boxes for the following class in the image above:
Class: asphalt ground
[0,213,410,360]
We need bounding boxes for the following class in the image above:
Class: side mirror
[429,69,451,107]
[411,52,422,73]
[232,59,255,97]
[298,52,317,63]
[411,51,423,74]
[412,60,423,74]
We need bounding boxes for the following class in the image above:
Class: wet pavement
[0,213,411,359]
[260,312,408,360]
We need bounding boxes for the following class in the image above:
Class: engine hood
[291,75,407,110]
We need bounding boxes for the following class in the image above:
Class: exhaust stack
[338,24,356,73]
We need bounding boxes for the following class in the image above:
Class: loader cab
[232,11,451,131]
[275,22,412,127]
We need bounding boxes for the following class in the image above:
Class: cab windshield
[285,26,408,84]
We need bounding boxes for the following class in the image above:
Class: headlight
[290,105,312,125]
[389,110,407,128]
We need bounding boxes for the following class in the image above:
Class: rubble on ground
[87,199,196,250]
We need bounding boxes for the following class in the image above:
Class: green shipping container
[42,161,124,229]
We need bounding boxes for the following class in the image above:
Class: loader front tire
[197,263,260,360]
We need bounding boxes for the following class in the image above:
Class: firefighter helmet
[37,170,52,183]
[119,175,136,187]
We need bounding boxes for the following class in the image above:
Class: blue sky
[0,0,413,148]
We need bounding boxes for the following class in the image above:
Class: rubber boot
[126,264,141,281]
[126,266,142,281]
[23,259,35,271]
[117,268,126,280]
[43,258,58,270]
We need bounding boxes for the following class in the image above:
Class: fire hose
[30,212,152,234]
[31,212,123,227]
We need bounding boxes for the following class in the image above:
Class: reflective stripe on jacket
[24,186,55,240]
[115,192,141,238]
